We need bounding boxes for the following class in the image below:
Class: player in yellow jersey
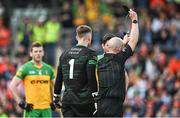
[9,42,55,117]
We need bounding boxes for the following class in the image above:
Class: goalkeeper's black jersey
[54,45,98,104]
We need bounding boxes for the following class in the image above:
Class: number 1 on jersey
[69,59,75,79]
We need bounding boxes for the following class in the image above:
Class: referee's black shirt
[97,44,133,101]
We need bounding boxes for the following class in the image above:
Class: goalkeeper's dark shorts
[61,102,95,117]
[96,98,123,117]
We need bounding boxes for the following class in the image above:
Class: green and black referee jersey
[96,44,133,116]
[54,45,98,116]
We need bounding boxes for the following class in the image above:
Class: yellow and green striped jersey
[16,60,55,109]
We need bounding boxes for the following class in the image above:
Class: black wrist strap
[132,20,138,24]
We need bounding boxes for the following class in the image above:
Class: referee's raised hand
[128,9,138,21]
[127,8,139,51]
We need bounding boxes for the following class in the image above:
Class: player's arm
[50,67,55,99]
[50,79,55,97]
[50,78,56,110]
[53,58,63,108]
[86,54,98,94]
[9,76,33,111]
[54,63,63,95]
[125,70,129,91]
[127,9,139,51]
[86,53,98,115]
[9,76,22,104]
[9,67,33,111]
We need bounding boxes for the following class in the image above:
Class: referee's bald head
[108,37,125,49]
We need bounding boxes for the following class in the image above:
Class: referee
[96,9,139,117]
[99,33,130,91]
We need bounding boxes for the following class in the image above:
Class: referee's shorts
[96,98,123,117]
[61,102,96,117]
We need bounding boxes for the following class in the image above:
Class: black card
[122,5,130,15]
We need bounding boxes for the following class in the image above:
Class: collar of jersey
[105,53,116,55]
[31,60,43,68]
[76,45,87,48]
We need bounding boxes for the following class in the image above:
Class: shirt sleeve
[15,65,26,80]
[119,44,133,63]
[50,66,55,80]
[86,52,98,93]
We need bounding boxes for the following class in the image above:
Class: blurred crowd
[0,0,180,117]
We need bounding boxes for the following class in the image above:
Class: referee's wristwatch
[132,20,138,24]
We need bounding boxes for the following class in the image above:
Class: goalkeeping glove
[50,103,56,111]
[18,100,33,112]
[53,94,62,108]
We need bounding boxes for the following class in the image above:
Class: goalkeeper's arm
[86,56,98,93]
[54,63,63,95]
[53,62,63,108]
